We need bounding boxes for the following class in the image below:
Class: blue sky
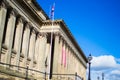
[37,0,120,80]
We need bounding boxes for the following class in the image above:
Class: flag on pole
[50,3,55,20]
[48,3,55,79]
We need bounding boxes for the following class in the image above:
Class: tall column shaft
[69,50,73,74]
[28,29,36,70]
[38,33,47,73]
[0,2,7,55]
[62,41,66,74]
[4,10,16,64]
[65,45,68,74]
[31,33,39,79]
[34,34,40,70]
[13,17,24,69]
[58,37,62,73]
[53,33,59,73]
[35,33,42,79]
[67,49,71,73]
[21,23,30,68]
[45,43,50,74]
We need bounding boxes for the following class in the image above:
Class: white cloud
[109,70,120,80]
[91,55,117,70]
[111,70,120,75]
[87,55,120,80]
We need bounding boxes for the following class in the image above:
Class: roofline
[31,0,49,19]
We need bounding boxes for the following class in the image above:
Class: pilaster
[3,9,17,65]
[33,33,40,77]
[34,33,40,70]
[28,28,36,74]
[37,32,47,76]
[53,32,60,74]
[61,39,66,74]
[21,23,31,70]
[0,2,7,57]
[67,48,71,73]
[0,2,7,63]
[44,35,50,74]
[69,49,73,74]
[58,35,63,73]
[65,44,68,74]
[12,17,25,70]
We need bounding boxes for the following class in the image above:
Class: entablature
[5,0,48,31]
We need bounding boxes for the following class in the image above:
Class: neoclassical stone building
[0,0,88,80]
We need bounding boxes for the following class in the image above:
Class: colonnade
[52,33,83,77]
[0,1,85,80]
[0,2,47,76]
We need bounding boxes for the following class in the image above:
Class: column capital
[31,27,37,34]
[62,38,68,45]
[67,46,71,51]
[39,32,48,38]
[59,35,64,42]
[9,9,18,17]
[17,16,26,24]
[64,41,67,48]
[0,1,7,9]
[18,17,23,23]
[36,32,47,38]
[36,32,41,38]
[25,22,32,29]
[54,32,60,36]
[60,36,68,46]
[65,43,69,48]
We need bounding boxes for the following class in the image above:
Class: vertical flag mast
[48,3,55,80]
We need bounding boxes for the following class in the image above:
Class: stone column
[69,50,72,74]
[72,52,75,73]
[65,45,68,74]
[53,33,59,74]
[28,28,36,73]
[35,33,41,79]
[58,36,63,73]
[33,33,40,76]
[61,40,66,74]
[37,33,47,77]
[0,2,7,55]
[3,10,16,65]
[67,48,70,73]
[13,17,24,69]
[63,42,67,74]
[75,58,78,73]
[45,39,50,74]
[21,23,31,69]
[34,33,40,70]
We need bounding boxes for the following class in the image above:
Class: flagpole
[48,3,55,80]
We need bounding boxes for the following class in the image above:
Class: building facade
[0,0,88,80]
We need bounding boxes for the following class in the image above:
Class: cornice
[7,0,43,28]
[30,0,49,19]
